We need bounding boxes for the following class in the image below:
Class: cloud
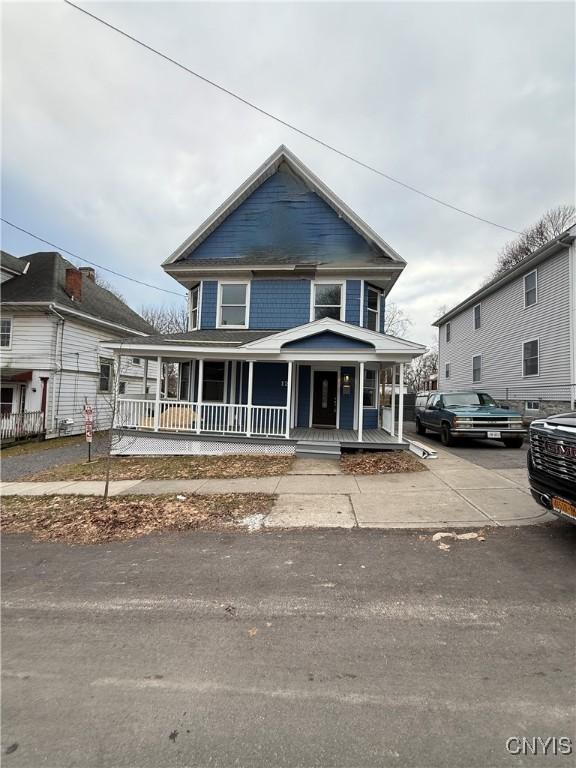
[1,1,574,342]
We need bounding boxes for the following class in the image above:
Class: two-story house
[0,251,156,441]
[433,225,576,418]
[107,146,426,457]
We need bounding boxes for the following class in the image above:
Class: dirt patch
[25,454,294,482]
[1,493,274,544]
[340,451,427,475]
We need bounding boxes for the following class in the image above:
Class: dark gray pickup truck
[415,390,526,447]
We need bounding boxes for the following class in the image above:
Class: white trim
[189,285,200,331]
[154,355,162,431]
[365,285,381,333]
[522,337,540,378]
[523,268,538,309]
[163,145,406,267]
[285,361,293,438]
[473,302,481,331]
[0,314,13,350]
[247,361,254,437]
[216,280,250,329]
[472,354,482,383]
[310,280,346,323]
[398,363,404,442]
[357,361,364,441]
[309,366,340,428]
[359,280,365,327]
[290,363,298,429]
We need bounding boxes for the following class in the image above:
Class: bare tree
[384,302,411,337]
[490,204,575,280]
[140,303,188,334]
[404,347,438,393]
[94,272,125,301]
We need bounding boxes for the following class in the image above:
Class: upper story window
[218,282,249,328]
[472,354,482,383]
[132,357,141,365]
[190,285,200,330]
[366,286,380,331]
[524,270,537,307]
[312,282,344,321]
[445,322,451,343]
[99,358,113,393]
[0,317,12,348]
[473,303,481,330]
[523,339,539,377]
[445,362,451,379]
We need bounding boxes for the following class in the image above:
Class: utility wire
[64,0,521,235]
[1,218,186,297]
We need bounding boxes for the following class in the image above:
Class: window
[366,287,380,331]
[132,357,141,365]
[445,322,451,343]
[99,358,113,392]
[190,285,199,330]
[179,362,191,400]
[202,361,226,402]
[524,270,537,307]
[363,369,377,408]
[0,318,12,348]
[472,355,482,383]
[313,282,343,321]
[473,303,481,330]
[445,362,451,379]
[523,339,539,377]
[118,381,126,395]
[525,400,540,411]
[218,283,248,327]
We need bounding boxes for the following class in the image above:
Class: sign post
[83,405,94,462]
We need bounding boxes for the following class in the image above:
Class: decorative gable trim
[163,145,405,267]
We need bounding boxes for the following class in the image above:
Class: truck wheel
[503,438,524,449]
[441,425,454,446]
[416,418,426,435]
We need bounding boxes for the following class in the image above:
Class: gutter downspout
[48,304,66,434]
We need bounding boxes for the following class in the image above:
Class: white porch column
[389,365,396,437]
[142,359,148,395]
[398,362,405,442]
[247,360,254,437]
[113,353,121,429]
[154,355,162,431]
[196,358,203,434]
[285,361,293,438]
[357,361,364,442]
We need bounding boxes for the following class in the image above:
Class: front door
[312,370,338,428]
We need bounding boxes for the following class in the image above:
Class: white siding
[438,249,572,400]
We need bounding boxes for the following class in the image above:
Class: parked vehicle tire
[503,437,524,449]
[415,418,426,435]
[441,424,454,446]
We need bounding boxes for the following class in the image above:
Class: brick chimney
[79,267,95,281]
[65,268,82,301]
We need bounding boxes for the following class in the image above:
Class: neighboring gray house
[433,225,576,418]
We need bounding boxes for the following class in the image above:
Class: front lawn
[25,454,294,482]
[1,493,274,544]
[340,451,427,474]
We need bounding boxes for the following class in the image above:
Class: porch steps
[295,440,341,459]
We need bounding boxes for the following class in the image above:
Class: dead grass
[1,493,274,544]
[2,432,106,457]
[25,454,294,482]
[341,451,427,475]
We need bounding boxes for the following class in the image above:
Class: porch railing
[115,398,288,438]
[0,410,45,441]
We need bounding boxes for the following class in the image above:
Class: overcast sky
[2,1,574,345]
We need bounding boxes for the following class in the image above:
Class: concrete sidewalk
[0,445,555,529]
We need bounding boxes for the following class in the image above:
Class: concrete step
[295,441,341,459]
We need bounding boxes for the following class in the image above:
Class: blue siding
[339,366,356,429]
[363,408,378,429]
[345,280,361,325]
[201,281,217,329]
[250,279,310,329]
[252,363,288,406]
[283,331,374,350]
[183,164,378,264]
[296,366,311,427]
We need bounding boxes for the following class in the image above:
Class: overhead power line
[64,0,521,235]
[0,218,185,297]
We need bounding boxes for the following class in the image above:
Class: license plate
[487,431,501,439]
[552,497,576,519]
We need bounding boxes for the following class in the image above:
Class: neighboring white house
[0,251,157,441]
[434,226,576,418]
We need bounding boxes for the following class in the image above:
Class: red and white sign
[83,405,94,443]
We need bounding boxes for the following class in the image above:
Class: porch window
[363,369,377,408]
[218,283,248,327]
[203,361,226,402]
[98,358,113,392]
[523,339,539,377]
[472,355,481,383]
[0,318,12,347]
[524,270,537,307]
[366,287,380,331]
[190,285,199,330]
[313,283,343,321]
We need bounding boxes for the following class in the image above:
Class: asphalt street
[2,525,574,767]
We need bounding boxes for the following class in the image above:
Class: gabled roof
[1,252,155,335]
[1,250,29,276]
[163,145,405,268]
[433,225,576,327]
